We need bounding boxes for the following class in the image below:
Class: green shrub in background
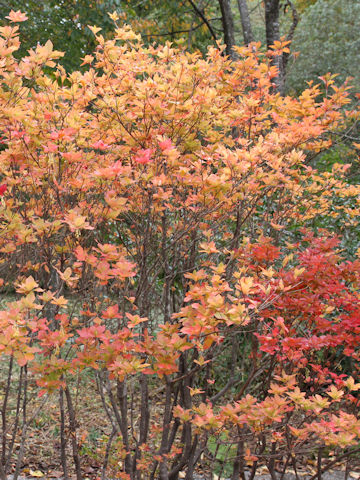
[287,0,360,95]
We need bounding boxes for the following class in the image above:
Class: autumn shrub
[0,11,359,480]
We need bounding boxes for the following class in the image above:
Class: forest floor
[1,295,360,480]
[5,469,360,480]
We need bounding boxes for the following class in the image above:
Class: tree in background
[287,0,360,95]
[128,0,301,94]
[0,0,301,92]
[4,0,359,97]
[0,14,360,479]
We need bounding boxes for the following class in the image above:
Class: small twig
[59,388,69,480]
[308,448,360,480]
[13,366,28,480]
[188,0,218,42]
[101,426,117,480]
[317,447,323,480]
[64,386,83,480]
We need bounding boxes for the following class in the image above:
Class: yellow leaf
[199,241,218,254]
[345,377,360,391]
[270,222,284,231]
[294,267,305,279]
[327,385,344,401]
[30,470,44,478]
[20,292,43,310]
[51,296,68,307]
[240,277,254,295]
[189,387,205,396]
[108,11,119,22]
[44,39,53,54]
[194,356,210,366]
[88,25,102,35]
[261,267,275,278]
[6,10,28,22]
[282,253,293,267]
[16,276,43,294]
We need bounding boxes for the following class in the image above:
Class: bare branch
[188,0,218,43]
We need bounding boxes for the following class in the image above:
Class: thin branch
[188,0,218,43]
[283,0,299,71]
[285,0,299,42]
[141,22,205,38]
[308,449,360,480]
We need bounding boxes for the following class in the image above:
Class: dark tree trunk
[218,0,237,59]
[265,0,285,94]
[265,0,281,48]
[237,0,254,45]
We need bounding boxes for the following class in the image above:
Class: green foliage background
[3,0,360,92]
[287,0,360,94]
[2,0,122,71]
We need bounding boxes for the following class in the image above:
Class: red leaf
[134,148,153,165]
